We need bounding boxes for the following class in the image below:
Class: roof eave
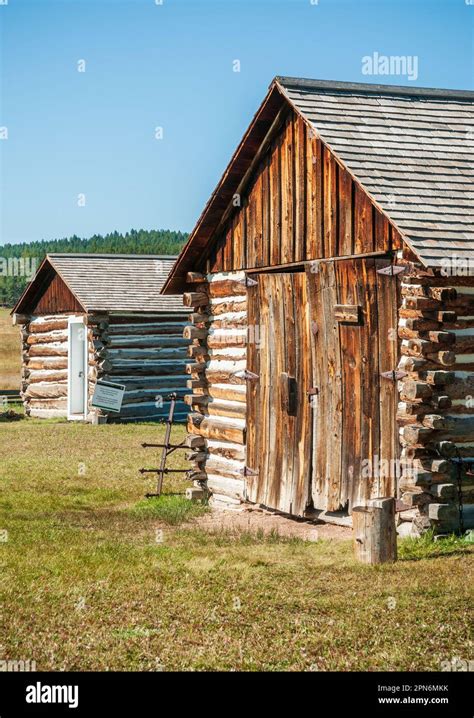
[161,82,288,294]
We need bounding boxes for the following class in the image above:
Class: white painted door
[68,318,87,419]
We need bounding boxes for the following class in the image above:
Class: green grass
[0,307,21,390]
[398,529,474,560]
[131,495,208,525]
[0,418,472,671]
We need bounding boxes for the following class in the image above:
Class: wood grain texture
[245,280,260,500]
[294,115,306,262]
[323,146,338,258]
[269,139,282,266]
[199,112,395,273]
[307,257,399,512]
[280,117,294,265]
[246,272,311,516]
[34,273,84,314]
[375,257,400,500]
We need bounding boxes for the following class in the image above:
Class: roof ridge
[47,253,179,259]
[274,76,474,101]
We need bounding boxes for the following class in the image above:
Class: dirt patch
[193,503,351,540]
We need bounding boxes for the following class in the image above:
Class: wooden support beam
[183,291,209,308]
[186,272,206,284]
[189,312,210,325]
[183,326,208,341]
[188,415,246,444]
[244,251,391,275]
[185,434,205,449]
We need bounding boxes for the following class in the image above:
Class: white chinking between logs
[184,271,248,508]
[396,265,474,535]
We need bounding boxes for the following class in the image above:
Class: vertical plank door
[246,272,312,516]
[306,258,399,513]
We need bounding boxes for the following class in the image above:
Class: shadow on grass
[0,409,25,422]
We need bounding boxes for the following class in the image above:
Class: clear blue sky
[0,0,472,245]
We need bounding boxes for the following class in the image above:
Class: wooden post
[352,497,397,564]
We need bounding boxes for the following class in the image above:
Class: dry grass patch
[0,308,20,390]
[0,418,472,671]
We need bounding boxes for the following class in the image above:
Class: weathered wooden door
[305,257,399,512]
[246,272,312,516]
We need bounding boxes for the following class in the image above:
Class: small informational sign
[91,380,125,413]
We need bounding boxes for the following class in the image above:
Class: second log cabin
[12,253,190,422]
[162,77,474,534]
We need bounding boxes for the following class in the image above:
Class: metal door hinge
[377,264,406,276]
[241,466,259,477]
[234,370,259,381]
[242,276,258,287]
[381,370,407,381]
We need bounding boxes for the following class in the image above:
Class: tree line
[0,229,188,307]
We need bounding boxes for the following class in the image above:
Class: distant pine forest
[0,229,188,307]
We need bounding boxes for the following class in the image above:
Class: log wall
[20,311,191,423]
[396,263,474,535]
[20,313,85,419]
[89,312,190,422]
[183,271,247,508]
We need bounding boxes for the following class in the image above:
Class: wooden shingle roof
[277,77,474,268]
[14,254,184,314]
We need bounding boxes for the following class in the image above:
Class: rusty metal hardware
[377,264,406,276]
[240,466,259,477]
[234,369,259,381]
[380,370,408,381]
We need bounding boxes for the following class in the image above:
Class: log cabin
[162,77,474,535]
[12,254,190,422]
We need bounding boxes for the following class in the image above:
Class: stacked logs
[86,315,108,420]
[183,271,248,508]
[396,264,474,534]
[90,312,190,422]
[18,314,84,418]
